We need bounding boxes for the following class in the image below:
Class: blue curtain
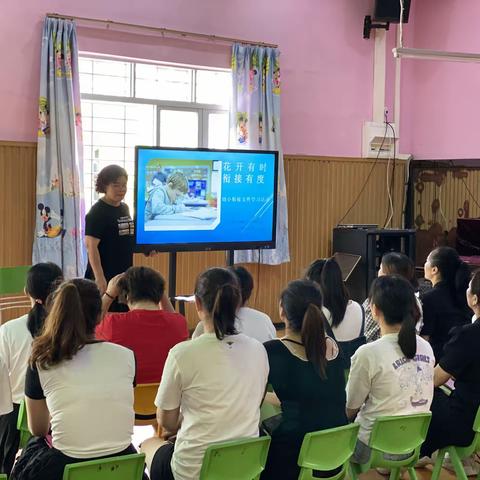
[231,44,289,265]
[32,17,86,277]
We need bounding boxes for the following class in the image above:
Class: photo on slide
[144,159,221,231]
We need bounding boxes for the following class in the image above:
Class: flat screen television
[134,147,279,252]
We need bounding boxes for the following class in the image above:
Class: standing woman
[10,279,144,480]
[85,165,134,299]
[0,262,63,475]
[421,247,471,360]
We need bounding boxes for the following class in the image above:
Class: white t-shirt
[323,301,364,342]
[155,333,269,480]
[0,355,12,415]
[192,306,277,344]
[346,333,434,444]
[26,342,135,458]
[0,314,32,404]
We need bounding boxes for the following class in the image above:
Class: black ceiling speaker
[374,0,411,24]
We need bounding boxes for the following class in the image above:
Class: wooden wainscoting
[0,141,36,267]
[0,142,406,327]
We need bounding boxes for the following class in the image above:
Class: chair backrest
[17,398,32,449]
[0,473,7,479]
[133,383,159,419]
[0,266,30,296]
[297,423,360,474]
[62,453,145,480]
[199,436,271,480]
[369,413,432,455]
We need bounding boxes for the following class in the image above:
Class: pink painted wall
[0,0,376,157]
[405,0,480,159]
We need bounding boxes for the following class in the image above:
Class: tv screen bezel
[134,146,279,253]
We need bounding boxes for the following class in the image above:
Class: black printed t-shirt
[439,317,480,417]
[85,200,135,281]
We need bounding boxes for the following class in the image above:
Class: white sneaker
[444,454,480,476]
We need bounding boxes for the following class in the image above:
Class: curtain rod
[46,13,278,49]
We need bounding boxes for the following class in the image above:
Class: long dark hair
[25,263,63,337]
[281,280,328,378]
[30,279,102,369]
[319,258,350,328]
[369,275,417,359]
[381,252,418,289]
[428,247,470,310]
[195,268,241,340]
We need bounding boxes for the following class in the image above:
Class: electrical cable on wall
[383,122,397,227]
[337,122,389,225]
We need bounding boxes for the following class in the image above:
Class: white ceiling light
[393,47,480,63]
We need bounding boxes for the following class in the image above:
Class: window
[79,57,231,211]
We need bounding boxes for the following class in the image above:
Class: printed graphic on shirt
[393,354,433,408]
[118,216,134,236]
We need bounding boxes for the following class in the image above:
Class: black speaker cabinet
[374,0,411,23]
[333,227,416,303]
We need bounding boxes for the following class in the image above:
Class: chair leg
[348,462,359,480]
[388,468,401,480]
[431,449,446,480]
[449,449,468,480]
[407,467,417,480]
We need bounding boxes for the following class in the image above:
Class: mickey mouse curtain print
[32,17,86,277]
[231,44,289,265]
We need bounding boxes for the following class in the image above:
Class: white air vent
[362,121,398,158]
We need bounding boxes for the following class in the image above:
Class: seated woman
[262,279,349,480]
[141,267,269,480]
[420,269,480,461]
[10,279,146,480]
[306,257,365,358]
[346,275,435,464]
[421,246,472,361]
[363,252,422,343]
[192,266,276,343]
[0,355,12,416]
[0,262,63,476]
[97,266,189,384]
[145,171,189,220]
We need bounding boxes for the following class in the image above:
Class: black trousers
[421,388,476,457]
[10,437,149,480]
[0,403,20,475]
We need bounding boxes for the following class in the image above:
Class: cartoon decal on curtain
[32,17,86,278]
[231,44,290,265]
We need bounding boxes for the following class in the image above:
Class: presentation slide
[135,147,278,251]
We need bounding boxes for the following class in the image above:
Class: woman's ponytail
[30,280,101,369]
[398,312,416,359]
[195,268,241,340]
[211,284,239,340]
[370,275,417,359]
[301,303,327,378]
[25,262,63,337]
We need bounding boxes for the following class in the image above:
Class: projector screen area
[134,147,278,252]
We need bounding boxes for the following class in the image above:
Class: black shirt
[85,200,135,281]
[263,339,348,442]
[420,281,471,361]
[440,318,480,418]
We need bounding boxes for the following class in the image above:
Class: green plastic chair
[16,399,32,449]
[431,406,480,480]
[63,453,145,480]
[260,401,281,424]
[351,412,432,480]
[0,266,30,295]
[0,474,7,479]
[199,436,271,480]
[297,423,360,480]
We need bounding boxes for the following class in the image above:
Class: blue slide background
[136,149,277,247]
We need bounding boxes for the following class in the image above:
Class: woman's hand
[105,273,124,299]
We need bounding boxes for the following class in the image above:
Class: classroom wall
[405,0,480,159]
[0,0,379,157]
